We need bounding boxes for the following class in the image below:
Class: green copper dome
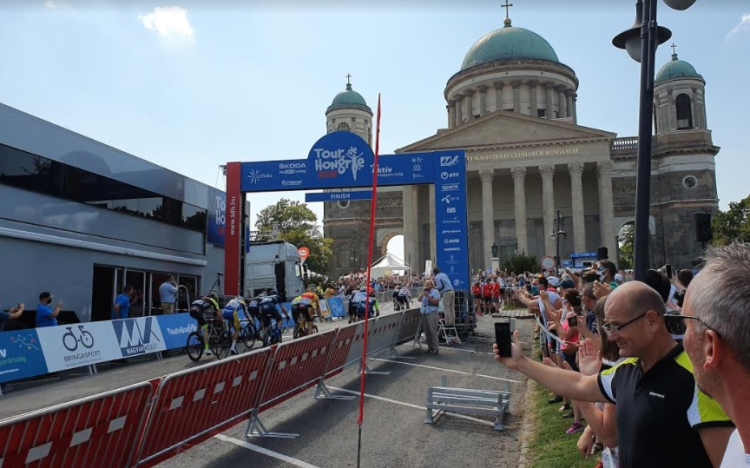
[655,54,704,84]
[461,20,560,70]
[327,83,372,114]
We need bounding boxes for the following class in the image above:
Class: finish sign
[298,246,310,263]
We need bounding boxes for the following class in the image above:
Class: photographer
[418,280,441,355]
[0,302,25,331]
[36,292,62,328]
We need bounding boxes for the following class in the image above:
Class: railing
[611,137,638,153]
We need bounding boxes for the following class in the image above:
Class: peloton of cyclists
[189,293,221,356]
[348,286,368,323]
[357,290,379,320]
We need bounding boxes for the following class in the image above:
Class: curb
[517,377,537,468]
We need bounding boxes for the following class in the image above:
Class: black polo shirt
[597,343,733,468]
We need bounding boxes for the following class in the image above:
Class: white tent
[370,252,410,279]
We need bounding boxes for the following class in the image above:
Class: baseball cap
[560,278,575,289]
[547,277,560,287]
[39,291,53,300]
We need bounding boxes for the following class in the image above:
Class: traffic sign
[541,256,556,270]
[298,246,310,264]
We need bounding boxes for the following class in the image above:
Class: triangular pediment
[395,110,616,153]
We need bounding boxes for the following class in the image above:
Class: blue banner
[0,329,49,383]
[305,191,373,203]
[157,313,198,350]
[208,193,226,246]
[434,151,470,292]
[306,131,374,189]
[327,297,346,318]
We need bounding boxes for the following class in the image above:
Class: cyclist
[357,291,379,320]
[221,296,247,355]
[189,293,221,356]
[290,293,313,337]
[246,295,262,337]
[396,283,411,310]
[349,286,367,323]
[259,290,288,344]
[301,286,322,330]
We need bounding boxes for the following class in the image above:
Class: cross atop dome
[502,0,514,27]
[670,43,678,60]
[346,73,352,85]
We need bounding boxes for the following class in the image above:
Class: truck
[243,240,304,302]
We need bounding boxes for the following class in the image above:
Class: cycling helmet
[270,290,279,296]
[208,293,219,302]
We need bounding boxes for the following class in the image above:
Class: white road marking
[214,434,321,468]
[370,358,521,384]
[327,386,496,428]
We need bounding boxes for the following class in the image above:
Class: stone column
[512,81,521,113]
[568,162,586,253]
[597,160,617,261]
[529,80,539,117]
[402,185,418,273]
[510,167,528,254]
[540,164,556,256]
[494,82,504,112]
[454,94,463,127]
[572,93,578,122]
[545,83,556,119]
[480,169,495,267]
[566,92,574,123]
[465,91,474,122]
[558,86,568,119]
[478,86,487,116]
[448,100,456,129]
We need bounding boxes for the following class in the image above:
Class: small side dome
[655,53,704,84]
[327,82,372,114]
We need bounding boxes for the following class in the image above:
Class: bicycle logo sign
[62,325,95,352]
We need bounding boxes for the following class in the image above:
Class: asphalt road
[1,305,534,468]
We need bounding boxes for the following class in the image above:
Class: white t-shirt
[537,291,561,323]
[720,429,749,468]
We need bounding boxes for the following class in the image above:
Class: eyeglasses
[602,312,647,335]
[664,314,717,337]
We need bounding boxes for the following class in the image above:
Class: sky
[0,0,748,262]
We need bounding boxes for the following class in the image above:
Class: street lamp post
[551,210,567,276]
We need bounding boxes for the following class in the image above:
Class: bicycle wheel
[186,332,204,362]
[293,324,302,339]
[211,331,231,360]
[241,324,256,351]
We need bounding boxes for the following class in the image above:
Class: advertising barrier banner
[111,317,167,358]
[0,329,48,383]
[157,313,198,350]
[434,150,470,291]
[37,322,122,372]
[319,300,331,319]
[327,297,346,318]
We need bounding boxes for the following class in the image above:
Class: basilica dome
[327,83,372,114]
[655,53,704,84]
[461,20,560,71]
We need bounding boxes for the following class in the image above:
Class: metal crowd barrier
[0,381,155,468]
[0,308,423,467]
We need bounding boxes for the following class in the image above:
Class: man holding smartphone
[419,280,441,355]
[36,292,62,328]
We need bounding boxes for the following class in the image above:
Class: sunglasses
[664,314,717,337]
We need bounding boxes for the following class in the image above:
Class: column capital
[452,92,464,99]
[565,89,575,97]
[510,166,527,180]
[597,160,614,177]
[512,80,522,88]
[528,80,539,87]
[447,99,455,106]
[539,164,556,180]
[493,81,504,91]
[557,85,567,93]
[479,169,494,183]
[567,162,584,177]
[478,85,488,93]
[545,82,556,90]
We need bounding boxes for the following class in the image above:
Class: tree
[255,199,334,274]
[503,253,538,275]
[711,195,750,246]
[618,224,634,270]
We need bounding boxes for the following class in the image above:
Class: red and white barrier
[136,348,271,466]
[365,312,404,356]
[396,308,423,344]
[344,320,369,368]
[322,323,358,377]
[0,381,153,468]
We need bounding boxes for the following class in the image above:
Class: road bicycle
[62,325,95,352]
[293,312,319,339]
[236,316,259,351]
[259,317,284,347]
[185,318,232,361]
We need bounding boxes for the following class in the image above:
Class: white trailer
[243,240,304,302]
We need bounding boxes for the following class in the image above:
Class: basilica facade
[323,16,718,279]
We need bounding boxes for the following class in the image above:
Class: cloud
[139,6,194,40]
[728,14,750,37]
[45,0,59,9]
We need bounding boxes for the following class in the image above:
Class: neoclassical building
[324,16,718,278]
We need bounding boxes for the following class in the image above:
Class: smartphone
[567,315,578,327]
[666,264,673,278]
[495,321,512,357]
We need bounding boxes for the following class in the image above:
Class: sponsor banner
[112,317,166,357]
[434,150,470,292]
[0,329,48,383]
[157,313,198,350]
[305,190,372,203]
[37,322,122,372]
[319,300,331,319]
[306,131,374,189]
[208,192,227,246]
[327,297,346,318]
[225,162,242,296]
[240,160,308,192]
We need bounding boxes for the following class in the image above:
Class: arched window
[337,122,350,132]
[675,94,693,130]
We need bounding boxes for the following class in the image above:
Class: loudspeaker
[597,247,608,261]
[695,213,712,243]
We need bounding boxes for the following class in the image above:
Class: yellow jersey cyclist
[291,294,315,337]
[221,296,249,355]
[189,293,221,356]
[301,287,323,324]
